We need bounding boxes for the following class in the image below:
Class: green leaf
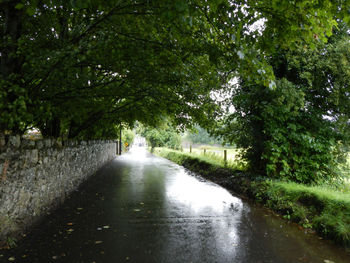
[15,3,25,10]
[26,6,36,16]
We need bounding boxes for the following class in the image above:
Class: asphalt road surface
[1,147,350,263]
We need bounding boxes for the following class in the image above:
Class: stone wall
[0,136,116,243]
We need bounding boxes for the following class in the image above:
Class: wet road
[1,147,350,262]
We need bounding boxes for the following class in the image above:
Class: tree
[138,123,181,150]
[1,0,348,139]
[218,27,350,184]
[184,125,223,145]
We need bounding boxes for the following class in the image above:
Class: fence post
[224,150,227,165]
[119,129,122,155]
[204,149,206,155]
[190,145,192,153]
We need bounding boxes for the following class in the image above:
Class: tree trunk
[1,1,22,79]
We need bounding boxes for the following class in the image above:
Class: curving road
[1,147,350,262]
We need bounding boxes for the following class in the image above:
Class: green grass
[180,146,245,169]
[154,147,235,174]
[256,181,350,246]
[154,147,350,248]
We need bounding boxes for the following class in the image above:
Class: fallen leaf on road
[67,223,73,226]
[324,260,335,263]
[133,209,141,212]
[103,225,110,229]
[8,257,15,261]
[77,208,83,210]
[95,241,103,244]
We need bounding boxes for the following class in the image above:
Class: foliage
[218,28,350,184]
[184,125,223,145]
[1,0,223,138]
[138,124,181,150]
[122,129,135,148]
[254,180,350,246]
[1,0,348,139]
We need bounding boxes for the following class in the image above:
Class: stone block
[0,135,5,148]
[43,156,49,164]
[22,139,35,149]
[8,135,21,148]
[35,140,44,149]
[67,140,77,147]
[54,138,62,148]
[26,149,38,164]
[43,139,52,148]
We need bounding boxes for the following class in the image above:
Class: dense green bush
[261,79,341,184]
[218,29,350,184]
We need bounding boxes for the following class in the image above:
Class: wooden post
[119,128,122,155]
[190,145,192,153]
[224,150,227,165]
[204,149,206,155]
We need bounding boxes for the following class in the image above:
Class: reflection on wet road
[2,147,350,262]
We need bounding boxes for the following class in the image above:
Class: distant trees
[138,124,182,150]
[184,126,223,146]
[123,129,135,148]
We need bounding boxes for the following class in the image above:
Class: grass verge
[154,147,350,248]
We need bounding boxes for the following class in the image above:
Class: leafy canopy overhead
[0,0,348,139]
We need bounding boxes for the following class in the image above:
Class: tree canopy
[217,26,350,184]
[1,0,348,139]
